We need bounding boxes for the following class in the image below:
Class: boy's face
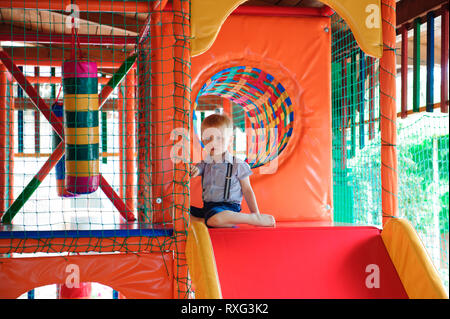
[201,124,233,157]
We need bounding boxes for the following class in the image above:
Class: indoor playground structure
[0,0,448,299]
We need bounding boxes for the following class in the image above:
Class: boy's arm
[239,176,260,214]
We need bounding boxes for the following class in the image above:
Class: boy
[190,113,276,228]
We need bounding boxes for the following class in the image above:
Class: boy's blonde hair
[201,113,233,130]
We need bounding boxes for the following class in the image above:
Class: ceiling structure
[0,0,447,73]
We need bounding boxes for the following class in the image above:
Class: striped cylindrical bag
[62,60,100,194]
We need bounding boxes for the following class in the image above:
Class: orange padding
[190,15,333,222]
[186,221,222,299]
[0,252,173,299]
[381,218,448,299]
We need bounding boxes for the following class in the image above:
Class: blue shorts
[190,201,241,226]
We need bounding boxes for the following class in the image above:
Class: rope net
[331,12,382,226]
[331,12,449,293]
[0,1,447,298]
[0,0,191,298]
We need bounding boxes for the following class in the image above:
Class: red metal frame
[401,25,408,118]
[163,2,333,17]
[0,33,137,46]
[172,0,190,299]
[118,78,136,213]
[8,58,122,68]
[34,67,41,154]
[138,0,169,44]
[0,0,154,12]
[341,60,347,170]
[231,5,334,17]
[441,5,449,113]
[34,143,65,183]
[118,84,124,200]
[124,69,136,211]
[0,1,333,17]
[0,64,7,215]
[12,76,110,85]
[380,0,398,225]
[397,0,447,28]
[99,175,135,221]
[368,57,375,140]
[8,78,14,207]
[0,49,64,138]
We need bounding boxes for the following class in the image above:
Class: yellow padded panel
[191,0,383,58]
[186,221,222,299]
[191,0,248,57]
[381,218,448,299]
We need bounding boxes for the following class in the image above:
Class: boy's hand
[190,164,200,177]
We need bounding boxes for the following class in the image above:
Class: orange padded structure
[0,253,173,299]
[190,15,332,222]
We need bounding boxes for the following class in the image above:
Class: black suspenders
[223,156,234,201]
[201,156,235,202]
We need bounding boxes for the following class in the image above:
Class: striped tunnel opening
[193,66,294,168]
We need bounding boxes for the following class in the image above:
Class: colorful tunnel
[194,66,294,168]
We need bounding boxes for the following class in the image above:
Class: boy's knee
[205,213,224,227]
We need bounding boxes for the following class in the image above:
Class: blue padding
[285,97,292,106]
[52,102,65,180]
[51,102,64,117]
[0,228,173,239]
[55,155,66,180]
[426,11,435,112]
[276,83,285,93]
[287,127,293,137]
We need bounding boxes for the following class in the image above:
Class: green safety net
[397,114,449,291]
[191,11,449,295]
[0,0,192,298]
[331,13,449,293]
[331,12,382,226]
[0,1,447,299]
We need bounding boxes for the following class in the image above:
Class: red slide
[209,225,408,299]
